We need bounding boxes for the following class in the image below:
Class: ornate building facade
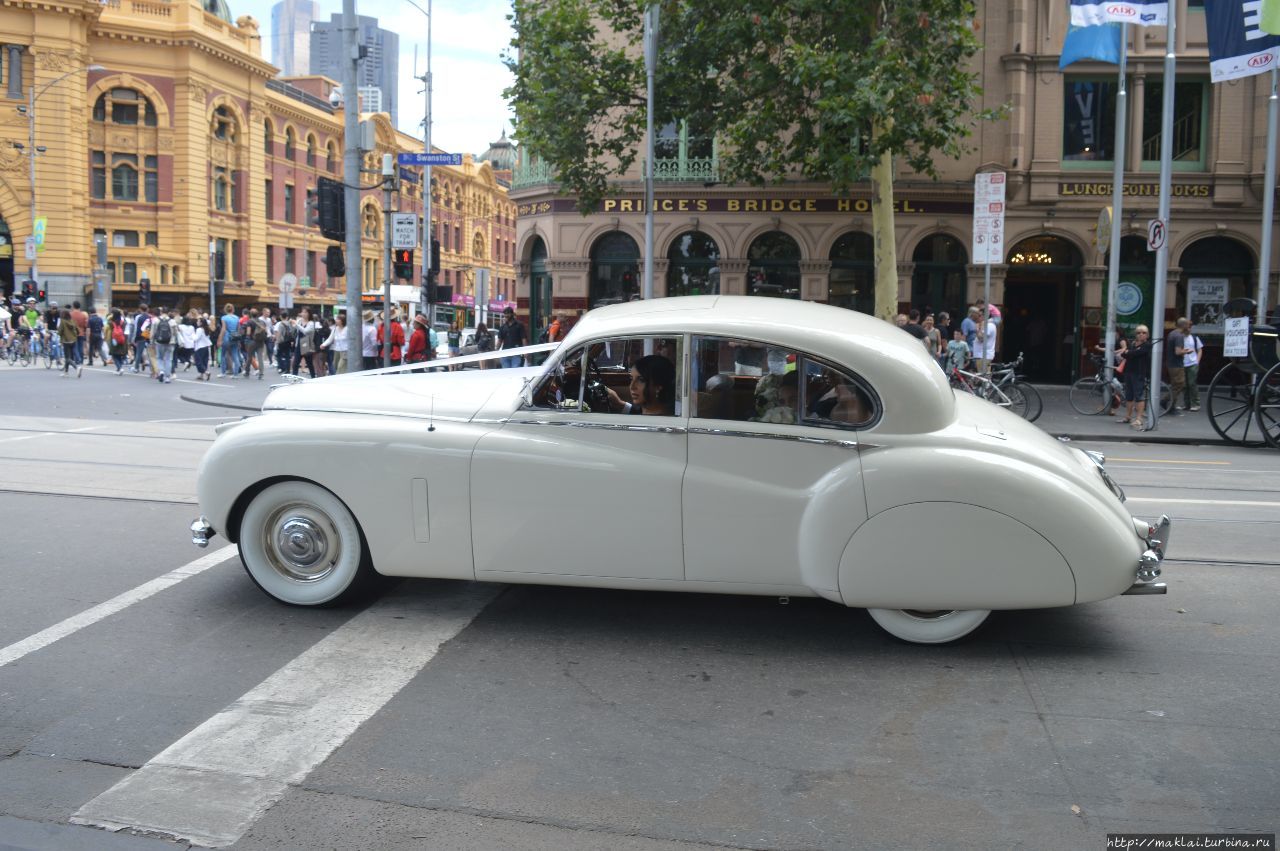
[0,0,514,320]
[511,0,1277,382]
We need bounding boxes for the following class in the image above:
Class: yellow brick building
[0,0,515,318]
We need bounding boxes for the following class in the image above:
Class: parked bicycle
[1070,353,1172,418]
[949,364,1031,420]
[985,353,1042,423]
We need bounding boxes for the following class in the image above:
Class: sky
[238,0,516,156]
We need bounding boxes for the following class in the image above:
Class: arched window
[325,141,336,173]
[529,237,552,334]
[666,231,719,297]
[911,234,968,315]
[362,205,380,239]
[589,231,640,307]
[212,167,229,211]
[306,134,317,167]
[285,127,296,161]
[1180,236,1256,318]
[93,88,158,127]
[264,119,274,155]
[112,155,139,201]
[211,106,237,142]
[829,231,874,314]
[747,231,801,299]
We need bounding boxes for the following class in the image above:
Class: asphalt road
[1,364,1277,850]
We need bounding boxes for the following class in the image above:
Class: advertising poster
[1187,278,1228,334]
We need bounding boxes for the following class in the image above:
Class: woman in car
[605,354,676,416]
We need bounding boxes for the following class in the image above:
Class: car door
[682,337,873,593]
[471,334,688,581]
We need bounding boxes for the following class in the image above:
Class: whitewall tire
[237,480,371,606]
[866,608,991,644]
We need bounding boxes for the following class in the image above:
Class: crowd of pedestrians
[3,298,549,381]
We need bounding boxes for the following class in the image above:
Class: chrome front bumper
[1123,514,1171,595]
[191,516,215,548]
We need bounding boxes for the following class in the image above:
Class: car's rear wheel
[237,480,371,606]
[866,608,990,644]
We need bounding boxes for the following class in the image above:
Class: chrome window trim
[510,418,686,434]
[519,333,690,416]
[688,425,859,449]
[262,405,471,423]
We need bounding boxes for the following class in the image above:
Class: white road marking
[1110,465,1280,474]
[1126,497,1280,508]
[0,545,237,669]
[66,425,103,433]
[72,584,499,848]
[0,432,53,443]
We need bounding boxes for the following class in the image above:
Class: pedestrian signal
[393,248,414,280]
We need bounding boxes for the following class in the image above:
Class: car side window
[801,359,876,428]
[529,336,682,416]
[691,337,800,423]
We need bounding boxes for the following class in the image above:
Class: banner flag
[1070,0,1167,27]
[1260,0,1280,34]
[1204,0,1280,81]
[1061,22,1124,67]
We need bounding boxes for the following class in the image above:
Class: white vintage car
[192,296,1170,644]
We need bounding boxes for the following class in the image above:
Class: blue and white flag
[1070,0,1167,27]
[1204,0,1280,81]
[1061,22,1124,67]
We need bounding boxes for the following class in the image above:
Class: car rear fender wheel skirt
[866,608,991,644]
[238,480,370,606]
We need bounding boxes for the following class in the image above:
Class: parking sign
[972,173,1006,265]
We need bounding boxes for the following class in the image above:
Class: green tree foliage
[506,0,1000,316]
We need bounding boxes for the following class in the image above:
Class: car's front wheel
[866,608,990,644]
[237,480,372,606]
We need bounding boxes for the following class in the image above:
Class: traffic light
[324,245,345,278]
[305,191,320,228]
[138,278,151,303]
[37,288,45,303]
[430,238,440,272]
[317,176,346,241]
[393,248,414,281]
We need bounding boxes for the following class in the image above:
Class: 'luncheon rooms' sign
[1059,182,1212,198]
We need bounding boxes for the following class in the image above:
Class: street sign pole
[972,171,1007,360]
[1104,25,1129,384]
[422,0,433,326]
[1148,10,1177,431]
[342,0,364,372]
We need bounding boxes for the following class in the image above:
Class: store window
[589,231,640,307]
[1180,237,1256,328]
[1062,78,1118,164]
[666,230,720,297]
[747,231,801,299]
[828,231,874,315]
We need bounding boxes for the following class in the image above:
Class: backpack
[111,322,126,346]
[153,317,172,345]
[253,318,268,344]
[281,322,297,344]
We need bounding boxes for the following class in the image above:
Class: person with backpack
[108,309,129,375]
[274,312,294,374]
[242,308,269,379]
[218,304,240,377]
[193,315,213,381]
[87,310,105,367]
[151,308,177,383]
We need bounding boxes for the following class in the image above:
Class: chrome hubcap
[262,504,339,582]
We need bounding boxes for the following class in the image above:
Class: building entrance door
[1003,236,1082,384]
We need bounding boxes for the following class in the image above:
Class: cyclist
[20,298,41,358]
[43,300,64,365]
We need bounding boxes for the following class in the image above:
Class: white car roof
[559,296,956,433]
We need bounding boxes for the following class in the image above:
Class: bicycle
[43,333,64,370]
[986,353,1042,422]
[949,364,1030,419]
[7,331,32,366]
[1071,353,1172,417]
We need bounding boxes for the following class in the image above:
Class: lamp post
[17,63,104,292]
[405,0,433,326]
